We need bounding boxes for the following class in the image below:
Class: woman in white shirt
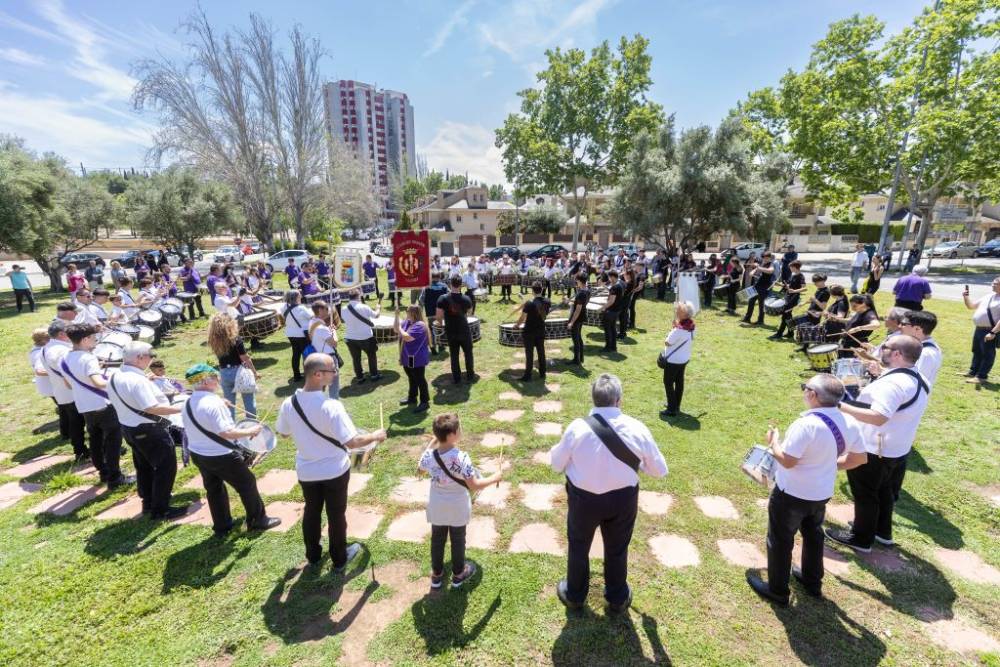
[283,290,314,381]
[661,301,695,417]
[213,282,241,319]
[962,277,1000,384]
[308,301,341,399]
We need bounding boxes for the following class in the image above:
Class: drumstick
[495,441,504,488]
[379,402,384,431]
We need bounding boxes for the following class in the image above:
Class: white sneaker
[335,543,362,573]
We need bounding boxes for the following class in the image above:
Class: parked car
[114,249,166,268]
[527,244,568,260]
[606,243,641,260]
[487,245,521,260]
[974,239,1000,258]
[213,245,242,263]
[264,249,310,274]
[723,242,767,261]
[60,252,106,269]
[927,241,978,259]
[163,246,204,266]
[374,244,393,258]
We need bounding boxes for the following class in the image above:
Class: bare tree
[326,136,380,230]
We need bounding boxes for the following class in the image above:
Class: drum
[473,288,489,303]
[763,297,786,316]
[736,286,757,303]
[138,309,163,328]
[94,342,123,368]
[495,272,517,286]
[348,428,378,470]
[110,323,140,340]
[741,445,776,487]
[262,289,284,298]
[158,302,183,322]
[498,323,524,347]
[544,317,571,340]
[306,290,341,305]
[584,302,606,327]
[165,297,184,310]
[137,325,156,344]
[713,280,731,294]
[805,343,839,371]
[834,359,869,389]
[167,394,188,429]
[372,315,398,344]
[99,330,132,348]
[176,291,198,304]
[233,419,276,466]
[651,273,664,284]
[239,309,280,339]
[795,323,827,345]
[433,316,481,345]
[361,280,376,295]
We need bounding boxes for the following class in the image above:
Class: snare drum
[584,302,605,327]
[233,419,276,466]
[137,325,156,344]
[239,309,280,339]
[544,317,571,340]
[805,343,839,371]
[433,316,481,345]
[763,297,786,316]
[741,445,776,487]
[372,315,398,344]
[138,309,163,328]
[94,342,123,368]
[495,273,517,286]
[833,358,869,388]
[176,291,198,304]
[110,323,140,339]
[361,281,376,295]
[473,288,489,303]
[99,330,132,348]
[795,323,827,344]
[713,280,731,294]
[736,286,757,303]
[498,322,524,347]
[158,302,183,322]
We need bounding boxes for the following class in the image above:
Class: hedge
[829,223,905,242]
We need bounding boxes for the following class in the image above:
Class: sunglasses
[800,383,814,392]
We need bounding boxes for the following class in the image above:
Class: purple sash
[809,411,845,456]
[60,358,109,399]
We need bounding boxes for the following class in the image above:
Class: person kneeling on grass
[418,413,504,591]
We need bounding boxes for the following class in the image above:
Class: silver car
[927,241,978,258]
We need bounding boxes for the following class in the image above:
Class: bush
[830,223,904,242]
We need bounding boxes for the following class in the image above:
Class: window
[473,213,478,220]
[480,224,485,231]
[456,215,462,223]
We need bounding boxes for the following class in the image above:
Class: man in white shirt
[309,302,341,399]
[961,277,1000,384]
[117,279,140,320]
[181,363,280,535]
[107,342,187,519]
[213,282,241,318]
[898,311,942,386]
[275,353,386,568]
[549,373,667,612]
[829,335,930,552]
[55,301,79,323]
[498,256,515,303]
[849,243,869,293]
[63,324,130,488]
[41,321,89,462]
[342,289,382,383]
[462,264,480,315]
[746,374,867,606]
[72,290,106,328]
[868,307,907,357]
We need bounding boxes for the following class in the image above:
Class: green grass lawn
[0,280,998,666]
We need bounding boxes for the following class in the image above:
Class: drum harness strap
[183,400,246,458]
[284,306,306,337]
[432,450,469,490]
[289,394,347,452]
[60,358,109,400]
[583,414,641,472]
[108,374,170,428]
[347,304,374,328]
[841,368,929,412]
[807,412,846,456]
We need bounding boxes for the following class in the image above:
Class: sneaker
[956,371,975,377]
[824,527,871,553]
[607,587,633,613]
[430,571,444,590]
[399,398,416,406]
[451,562,477,588]
[874,534,896,547]
[965,377,982,384]
[556,579,583,610]
[334,543,362,573]
[370,373,384,382]
[107,474,136,490]
[518,375,532,382]
[355,376,367,384]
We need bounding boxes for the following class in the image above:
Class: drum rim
[807,343,839,353]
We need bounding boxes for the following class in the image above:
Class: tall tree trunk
[571,186,585,252]
[36,257,65,292]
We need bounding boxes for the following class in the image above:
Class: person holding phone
[961,277,1000,384]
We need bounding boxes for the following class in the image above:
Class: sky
[0,0,930,186]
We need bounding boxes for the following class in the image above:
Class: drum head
[373,315,396,328]
[235,420,276,454]
[158,304,181,316]
[137,325,156,341]
[139,310,162,325]
[467,316,480,327]
[94,342,123,365]
[808,343,839,354]
[166,297,184,309]
[102,331,132,348]
[113,323,140,336]
[765,298,785,307]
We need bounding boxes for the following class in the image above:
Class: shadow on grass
[161,527,261,593]
[12,435,67,463]
[261,548,375,643]
[388,406,431,436]
[338,370,402,399]
[906,447,932,475]
[658,411,703,431]
[430,374,471,405]
[895,488,964,550]
[551,605,671,665]
[411,564,500,655]
[83,505,189,558]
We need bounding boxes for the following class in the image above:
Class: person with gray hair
[892,264,932,311]
[549,373,667,613]
[746,374,867,606]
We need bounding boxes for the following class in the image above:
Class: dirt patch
[972,484,1000,508]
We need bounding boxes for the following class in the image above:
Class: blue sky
[0,0,928,185]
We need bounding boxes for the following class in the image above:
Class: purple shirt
[893,274,931,302]
[285,265,301,284]
[363,261,378,280]
[400,320,430,368]
[316,261,329,277]
[206,274,219,296]
[181,267,201,293]
[134,260,149,280]
[299,270,318,296]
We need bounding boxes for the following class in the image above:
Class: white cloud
[419,121,508,186]
[423,0,477,58]
[0,47,46,67]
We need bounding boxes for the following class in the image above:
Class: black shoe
[767,334,782,341]
[334,543,362,573]
[355,376,367,384]
[566,359,579,365]
[660,409,677,417]
[746,572,789,606]
[152,505,190,520]
[213,523,234,537]
[466,373,479,383]
[399,398,416,406]
[607,587,632,613]
[251,516,282,531]
[452,377,462,385]
[107,474,136,489]
[414,402,430,413]
[518,375,531,382]
[824,527,871,553]
[556,579,583,609]
[369,373,383,382]
[791,567,822,598]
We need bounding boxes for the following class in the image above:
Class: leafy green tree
[446,174,468,189]
[522,206,566,234]
[488,183,506,200]
[495,34,664,250]
[423,171,445,194]
[401,178,427,210]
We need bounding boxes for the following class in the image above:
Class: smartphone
[965,284,969,293]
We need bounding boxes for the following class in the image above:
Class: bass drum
[433,316,481,345]
[498,323,524,347]
[372,315,398,344]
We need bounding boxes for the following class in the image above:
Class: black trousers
[565,481,638,606]
[288,336,308,379]
[83,406,123,482]
[543,279,552,299]
[448,336,474,381]
[767,487,827,597]
[403,364,430,404]
[743,293,765,324]
[346,337,379,379]
[602,311,619,351]
[501,284,513,301]
[14,288,35,312]
[58,401,88,458]
[465,288,477,315]
[662,362,686,412]
[894,299,923,311]
[656,280,666,300]
[970,326,998,380]
[523,330,546,379]
[703,275,716,307]
[571,322,585,363]
[618,303,629,336]
[431,524,467,576]
[846,453,909,547]
[628,292,640,329]
[300,470,350,566]
[185,293,206,319]
[190,450,267,532]
[121,423,177,514]
[727,283,739,312]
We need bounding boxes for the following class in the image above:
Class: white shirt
[916,338,942,387]
[275,389,357,481]
[872,329,901,356]
[775,408,865,501]
[448,263,462,277]
[31,346,53,397]
[663,327,693,365]
[851,250,868,268]
[107,365,168,427]
[475,262,489,274]
[182,391,236,456]
[118,289,139,319]
[343,301,375,340]
[109,305,129,324]
[74,302,105,326]
[214,293,240,318]
[851,367,930,458]
[42,339,74,405]
[499,262,514,275]
[972,294,1000,329]
[462,272,478,290]
[140,287,161,307]
[550,407,668,494]
[309,318,337,354]
[240,276,259,309]
[63,349,110,413]
[283,304,313,338]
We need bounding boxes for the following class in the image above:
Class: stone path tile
[509,364,525,371]
[531,450,552,467]
[533,400,562,414]
[545,383,561,393]
[346,506,383,539]
[825,503,854,525]
[348,472,372,497]
[490,409,524,422]
[792,542,850,577]
[638,491,674,516]
[385,510,431,543]
[934,548,1000,585]
[919,608,1000,655]
[717,539,766,568]
[257,469,298,496]
[534,422,563,437]
[96,495,144,521]
[28,485,102,516]
[974,485,1000,508]
[466,516,498,550]
[0,481,43,510]
[694,496,740,520]
[519,483,562,511]
[857,548,913,573]
[478,456,512,476]
[391,477,429,505]
[481,432,516,449]
[182,475,204,490]
[498,391,523,401]
[649,534,700,568]
[509,523,564,556]
[755,498,769,510]
[513,351,525,360]
[171,499,213,526]
[545,348,562,355]
[72,462,100,479]
[264,501,304,532]
[476,481,511,509]
[7,454,73,479]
